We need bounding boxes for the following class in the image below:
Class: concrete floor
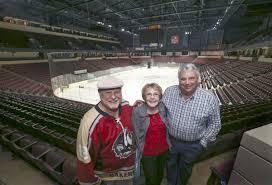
[0,144,57,185]
[0,143,237,185]
[188,149,237,185]
[159,149,237,185]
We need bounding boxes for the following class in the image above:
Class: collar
[138,102,165,117]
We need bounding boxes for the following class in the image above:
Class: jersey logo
[112,128,134,158]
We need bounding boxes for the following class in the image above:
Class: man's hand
[132,100,144,107]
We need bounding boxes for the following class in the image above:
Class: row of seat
[0,123,77,185]
[0,108,76,154]
[0,99,80,129]
[0,91,91,115]
[200,61,272,105]
[0,68,52,96]
[0,27,121,50]
[3,63,51,86]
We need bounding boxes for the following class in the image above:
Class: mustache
[109,99,120,103]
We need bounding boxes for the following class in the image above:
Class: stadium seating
[0,57,272,185]
[0,27,123,50]
[3,63,51,85]
[0,123,77,185]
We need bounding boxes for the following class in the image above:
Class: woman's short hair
[141,83,163,100]
[178,63,201,83]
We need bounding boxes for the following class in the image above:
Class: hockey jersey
[77,101,135,185]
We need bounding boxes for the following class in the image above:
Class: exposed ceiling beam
[170,0,184,26]
[124,15,221,28]
[101,0,189,16]
[93,0,143,27]
[46,0,97,14]
[219,0,246,28]
[167,23,202,29]
[118,0,271,23]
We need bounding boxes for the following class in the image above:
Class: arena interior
[0,0,272,185]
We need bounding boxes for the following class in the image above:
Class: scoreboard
[139,25,164,47]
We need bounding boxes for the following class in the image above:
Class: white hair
[178,63,201,83]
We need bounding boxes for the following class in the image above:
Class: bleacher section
[1,90,272,184]
[0,28,122,50]
[1,58,272,105]
[2,63,51,86]
[149,56,195,63]
[1,16,118,42]
[0,67,52,96]
[0,58,272,184]
[0,91,91,184]
[200,60,272,104]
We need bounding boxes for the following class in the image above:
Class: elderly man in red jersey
[77,76,135,185]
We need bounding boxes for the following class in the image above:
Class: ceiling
[1,0,272,39]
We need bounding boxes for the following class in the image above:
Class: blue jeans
[167,136,204,185]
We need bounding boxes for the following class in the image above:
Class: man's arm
[77,159,101,185]
[77,130,102,185]
[200,97,221,148]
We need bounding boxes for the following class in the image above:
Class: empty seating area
[193,57,223,64]
[2,16,118,42]
[0,123,77,185]
[84,59,116,71]
[0,90,91,184]
[50,58,134,77]
[0,91,91,153]
[107,58,135,67]
[0,58,137,96]
[1,59,272,105]
[150,56,195,63]
[1,58,272,184]
[171,56,196,63]
[0,28,30,48]
[200,61,272,105]
[2,63,51,86]
[0,28,122,51]
[1,90,272,184]
[0,67,52,96]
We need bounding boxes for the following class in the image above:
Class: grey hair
[178,63,201,83]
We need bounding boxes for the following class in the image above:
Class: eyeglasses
[145,93,160,97]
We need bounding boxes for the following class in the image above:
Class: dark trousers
[167,136,204,185]
[102,179,133,185]
[141,151,168,185]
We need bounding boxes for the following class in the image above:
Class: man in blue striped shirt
[162,63,221,185]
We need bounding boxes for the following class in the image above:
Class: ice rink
[56,66,179,105]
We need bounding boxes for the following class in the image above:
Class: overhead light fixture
[97,21,104,25]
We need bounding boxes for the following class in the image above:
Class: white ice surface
[56,66,179,105]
